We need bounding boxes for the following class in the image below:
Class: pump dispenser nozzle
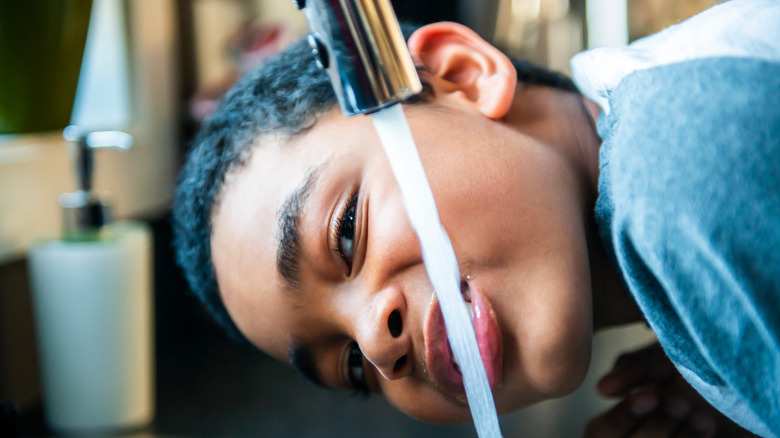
[295,0,423,115]
[61,126,133,240]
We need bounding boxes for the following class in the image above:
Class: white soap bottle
[28,127,154,433]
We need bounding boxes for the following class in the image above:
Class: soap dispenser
[27,126,154,433]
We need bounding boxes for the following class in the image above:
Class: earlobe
[408,22,516,119]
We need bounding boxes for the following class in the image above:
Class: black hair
[172,30,578,342]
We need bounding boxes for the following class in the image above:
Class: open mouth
[424,279,502,401]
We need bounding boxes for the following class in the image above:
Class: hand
[583,342,756,438]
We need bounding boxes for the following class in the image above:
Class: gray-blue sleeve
[594,57,780,437]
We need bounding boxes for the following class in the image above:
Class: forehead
[211,136,322,358]
[210,113,373,359]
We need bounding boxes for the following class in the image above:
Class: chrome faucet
[294,0,423,115]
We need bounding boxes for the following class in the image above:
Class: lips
[424,281,502,401]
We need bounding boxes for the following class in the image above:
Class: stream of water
[371,104,502,437]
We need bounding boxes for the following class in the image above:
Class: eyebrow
[276,166,321,290]
[289,342,325,388]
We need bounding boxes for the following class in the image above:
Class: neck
[506,86,602,196]
[586,218,644,331]
[576,97,602,195]
[508,86,644,330]
[574,97,644,330]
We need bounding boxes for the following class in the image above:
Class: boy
[173,0,779,435]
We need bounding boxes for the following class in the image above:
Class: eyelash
[332,192,359,273]
[346,341,369,397]
[333,193,367,396]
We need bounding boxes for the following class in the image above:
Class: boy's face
[211,96,595,422]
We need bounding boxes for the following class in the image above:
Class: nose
[356,285,413,380]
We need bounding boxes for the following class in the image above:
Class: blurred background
[0,0,718,436]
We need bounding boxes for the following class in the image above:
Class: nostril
[388,310,402,338]
[393,355,407,374]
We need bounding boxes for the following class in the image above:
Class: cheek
[367,184,422,260]
[503,231,593,398]
[525,314,591,396]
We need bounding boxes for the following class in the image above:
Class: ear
[407,22,516,119]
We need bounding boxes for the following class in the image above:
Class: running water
[371,104,502,437]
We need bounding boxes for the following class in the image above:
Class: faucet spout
[295,0,422,115]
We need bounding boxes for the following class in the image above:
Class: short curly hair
[172,28,578,342]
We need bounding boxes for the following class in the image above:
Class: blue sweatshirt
[594,56,780,437]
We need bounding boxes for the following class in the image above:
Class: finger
[660,378,745,438]
[663,372,697,399]
[598,352,651,396]
[585,391,659,438]
[686,412,716,438]
[674,421,715,438]
[674,427,707,438]
[660,393,692,421]
[628,414,683,438]
[654,374,752,438]
[598,362,646,397]
[673,414,715,438]
[598,343,675,396]
[585,401,638,438]
[661,377,717,427]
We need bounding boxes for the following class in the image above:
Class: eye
[333,193,358,272]
[346,341,369,396]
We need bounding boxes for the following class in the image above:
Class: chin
[498,343,592,414]
[544,345,592,397]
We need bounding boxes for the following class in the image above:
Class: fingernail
[664,396,691,419]
[630,393,658,416]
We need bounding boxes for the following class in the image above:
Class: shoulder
[604,56,780,161]
[601,57,780,234]
[598,57,780,276]
[571,0,780,113]
[596,57,780,436]
[608,56,780,125]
